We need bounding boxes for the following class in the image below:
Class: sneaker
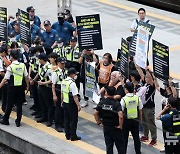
[140,136,149,142]
[148,140,157,146]
[81,101,88,108]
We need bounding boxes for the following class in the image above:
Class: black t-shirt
[116,85,125,98]
[143,84,156,108]
[96,97,122,126]
[160,88,172,98]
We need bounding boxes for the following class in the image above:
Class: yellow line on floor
[97,0,180,24]
[0,109,105,154]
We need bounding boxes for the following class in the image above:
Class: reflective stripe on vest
[124,95,139,119]
[169,111,180,137]
[10,63,25,86]
[61,78,73,103]
[65,46,79,62]
[54,47,65,58]
[98,61,113,84]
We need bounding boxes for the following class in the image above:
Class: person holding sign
[130,8,151,33]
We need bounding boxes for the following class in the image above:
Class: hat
[57,57,66,63]
[57,38,64,43]
[27,6,35,12]
[64,9,70,15]
[70,36,77,42]
[67,67,79,75]
[38,53,47,61]
[58,12,65,18]
[44,20,51,26]
[14,20,20,26]
[0,46,7,53]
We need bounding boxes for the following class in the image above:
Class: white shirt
[120,93,143,111]
[131,18,151,30]
[0,57,4,72]
[64,77,78,96]
[51,67,62,84]
[4,60,28,80]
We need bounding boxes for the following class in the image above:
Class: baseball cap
[57,57,66,63]
[70,36,77,42]
[0,46,7,53]
[57,38,64,43]
[27,6,35,12]
[38,53,47,61]
[44,20,51,26]
[67,67,79,75]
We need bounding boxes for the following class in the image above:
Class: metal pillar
[57,0,71,15]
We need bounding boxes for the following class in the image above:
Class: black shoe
[0,119,9,125]
[65,135,70,140]
[35,114,42,119]
[46,121,53,127]
[55,127,63,132]
[31,111,39,116]
[15,120,21,127]
[71,136,81,141]
[36,117,47,123]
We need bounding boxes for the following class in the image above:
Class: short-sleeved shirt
[131,18,151,30]
[52,21,76,44]
[33,15,41,27]
[96,97,122,126]
[63,77,78,96]
[42,29,59,48]
[4,61,28,80]
[143,84,155,108]
[0,57,5,72]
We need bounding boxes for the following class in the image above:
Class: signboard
[129,21,155,56]
[0,7,7,42]
[120,38,129,79]
[135,26,149,69]
[153,40,169,81]
[18,9,31,46]
[85,62,97,98]
[76,14,103,50]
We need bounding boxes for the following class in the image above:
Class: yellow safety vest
[30,56,39,73]
[38,63,52,82]
[61,78,74,103]
[123,95,139,119]
[10,62,25,86]
[65,46,80,62]
[169,111,180,136]
[54,46,66,58]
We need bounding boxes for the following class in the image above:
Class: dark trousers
[63,103,78,138]
[31,82,40,111]
[1,84,8,112]
[103,126,125,154]
[165,143,180,154]
[38,85,54,122]
[123,119,141,154]
[3,86,24,123]
[55,85,64,128]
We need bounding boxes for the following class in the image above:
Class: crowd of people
[0,5,179,154]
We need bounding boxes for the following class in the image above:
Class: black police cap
[67,67,79,75]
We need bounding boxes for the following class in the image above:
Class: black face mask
[58,17,64,25]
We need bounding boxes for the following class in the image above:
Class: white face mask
[10,37,16,42]
[74,75,77,80]
[58,43,63,48]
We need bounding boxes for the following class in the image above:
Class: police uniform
[37,59,54,125]
[95,97,125,154]
[0,60,28,126]
[61,71,80,140]
[160,109,180,154]
[52,62,67,131]
[121,93,143,154]
[31,24,42,43]
[53,46,65,58]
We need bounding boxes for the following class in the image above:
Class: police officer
[61,67,81,141]
[120,82,143,154]
[53,38,65,58]
[64,36,81,89]
[94,86,125,154]
[33,53,54,126]
[42,20,59,55]
[52,57,67,132]
[0,50,29,127]
[157,96,180,154]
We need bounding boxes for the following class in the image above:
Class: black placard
[0,7,8,42]
[120,38,129,79]
[153,40,169,81]
[76,14,103,50]
[18,9,31,46]
[129,21,155,56]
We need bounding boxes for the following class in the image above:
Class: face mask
[58,43,63,48]
[10,37,16,42]
[58,17,64,25]
[74,75,77,80]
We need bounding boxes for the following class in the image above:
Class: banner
[120,38,129,79]
[0,7,8,42]
[129,21,155,56]
[76,14,103,50]
[18,9,31,46]
[85,62,97,98]
[153,40,169,81]
[135,26,149,69]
